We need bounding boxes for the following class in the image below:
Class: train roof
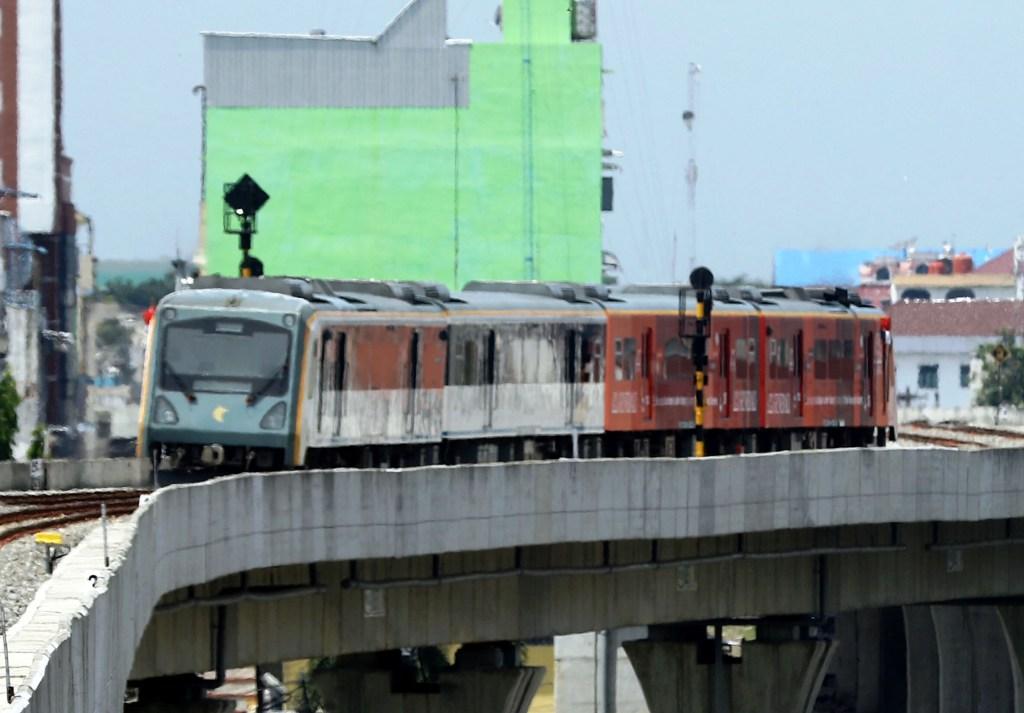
[175,276,883,320]
[447,281,604,317]
[607,283,883,317]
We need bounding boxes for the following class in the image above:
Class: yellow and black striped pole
[689,268,715,457]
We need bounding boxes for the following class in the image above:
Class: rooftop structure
[890,299,1022,411]
[201,0,604,286]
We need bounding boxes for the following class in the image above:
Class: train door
[564,328,579,427]
[838,321,855,426]
[862,330,874,421]
[719,329,732,418]
[317,329,346,438]
[405,330,421,436]
[485,329,497,429]
[641,327,654,421]
[794,329,804,417]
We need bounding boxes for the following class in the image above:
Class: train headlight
[260,401,287,430]
[154,396,178,425]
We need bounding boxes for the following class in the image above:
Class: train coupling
[200,444,226,467]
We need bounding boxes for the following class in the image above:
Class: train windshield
[160,318,291,396]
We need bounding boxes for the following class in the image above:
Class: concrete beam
[624,635,833,713]
[311,663,543,713]
[10,447,1024,712]
[131,521,1024,678]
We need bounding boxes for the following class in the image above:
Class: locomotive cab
[139,283,309,481]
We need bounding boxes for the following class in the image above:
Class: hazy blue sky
[63,1,1024,282]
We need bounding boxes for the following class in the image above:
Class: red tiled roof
[973,249,1014,275]
[890,300,1024,337]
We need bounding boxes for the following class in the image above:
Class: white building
[891,300,1023,413]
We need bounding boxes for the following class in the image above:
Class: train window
[720,330,732,417]
[486,330,497,385]
[641,329,652,380]
[793,332,802,377]
[769,337,792,380]
[663,337,690,380]
[565,330,579,383]
[452,338,480,386]
[317,331,332,432]
[735,337,756,380]
[720,330,730,379]
[580,330,603,383]
[814,340,827,380]
[827,340,843,380]
[615,337,636,380]
[409,331,420,390]
[842,339,854,380]
[863,332,874,411]
[333,332,346,434]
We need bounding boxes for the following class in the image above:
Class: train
[138,275,895,481]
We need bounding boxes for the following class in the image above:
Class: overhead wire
[604,4,656,277]
[620,1,680,281]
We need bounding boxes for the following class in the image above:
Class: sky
[63,1,1024,282]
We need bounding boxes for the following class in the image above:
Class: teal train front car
[139,285,308,482]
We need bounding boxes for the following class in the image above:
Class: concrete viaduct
[5,447,1024,713]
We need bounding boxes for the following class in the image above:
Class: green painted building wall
[203,0,603,286]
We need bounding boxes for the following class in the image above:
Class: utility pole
[681,62,701,280]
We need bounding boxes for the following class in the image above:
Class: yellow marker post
[34,532,64,546]
[35,531,69,574]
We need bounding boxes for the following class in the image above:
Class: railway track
[898,421,1024,449]
[934,423,1024,441]
[0,489,148,548]
[897,432,978,449]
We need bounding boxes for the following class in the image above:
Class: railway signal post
[688,267,714,457]
[223,174,270,277]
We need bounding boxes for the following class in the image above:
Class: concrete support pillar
[930,605,1016,713]
[312,661,544,713]
[624,634,833,713]
[554,630,650,713]
[622,641,705,713]
[998,605,1024,712]
[731,639,834,713]
[125,674,234,713]
[903,605,940,713]
[128,703,233,713]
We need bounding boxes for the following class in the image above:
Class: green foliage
[716,273,772,288]
[974,331,1024,407]
[96,318,132,349]
[0,372,19,461]
[26,424,46,461]
[103,273,174,309]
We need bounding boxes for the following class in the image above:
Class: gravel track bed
[0,519,118,627]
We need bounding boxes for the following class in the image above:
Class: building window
[960,364,970,388]
[918,364,939,390]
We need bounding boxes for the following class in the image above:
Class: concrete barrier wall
[0,458,148,491]
[6,447,1024,713]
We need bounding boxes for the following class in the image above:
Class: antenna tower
[682,62,701,278]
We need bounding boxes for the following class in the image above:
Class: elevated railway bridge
[5,447,1024,712]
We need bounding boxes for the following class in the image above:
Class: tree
[26,425,46,460]
[0,372,19,460]
[103,273,175,309]
[96,318,132,350]
[974,331,1024,407]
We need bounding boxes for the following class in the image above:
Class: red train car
[601,285,894,456]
